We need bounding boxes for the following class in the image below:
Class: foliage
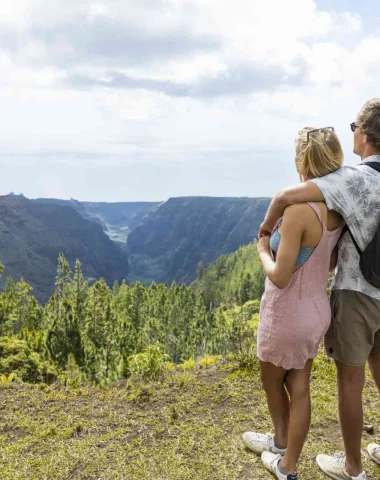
[1,355,379,479]
[0,372,15,385]
[199,354,221,369]
[0,337,57,384]
[192,242,265,308]
[57,353,84,388]
[179,357,196,371]
[128,343,170,381]
[0,242,265,385]
[206,301,260,368]
[0,276,43,337]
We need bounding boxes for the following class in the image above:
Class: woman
[242,127,343,480]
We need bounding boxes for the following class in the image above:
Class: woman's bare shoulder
[283,203,315,220]
[283,202,340,229]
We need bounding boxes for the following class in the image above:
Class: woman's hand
[257,235,271,255]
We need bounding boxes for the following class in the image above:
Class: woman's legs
[260,360,289,448]
[280,359,313,474]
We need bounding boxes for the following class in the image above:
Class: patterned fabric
[311,155,380,301]
[270,226,314,266]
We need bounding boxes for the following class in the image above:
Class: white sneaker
[316,453,367,480]
[242,431,286,454]
[367,443,380,465]
[261,451,298,480]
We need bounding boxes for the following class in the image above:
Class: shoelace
[331,453,346,468]
[251,432,273,445]
[373,446,380,454]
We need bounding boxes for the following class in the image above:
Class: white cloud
[0,0,31,24]
[0,0,379,200]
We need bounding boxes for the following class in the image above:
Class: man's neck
[361,148,380,161]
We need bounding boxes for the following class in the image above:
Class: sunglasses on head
[350,122,359,132]
[306,126,334,143]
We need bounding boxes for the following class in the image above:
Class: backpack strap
[338,160,380,254]
[340,224,362,254]
[362,161,380,174]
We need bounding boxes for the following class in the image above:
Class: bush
[179,357,196,371]
[57,353,84,388]
[128,344,169,381]
[0,337,58,384]
[229,306,258,368]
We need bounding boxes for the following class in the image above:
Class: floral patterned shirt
[311,155,380,300]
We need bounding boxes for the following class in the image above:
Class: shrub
[199,355,220,369]
[128,344,169,381]
[179,357,196,371]
[0,337,58,384]
[57,353,84,388]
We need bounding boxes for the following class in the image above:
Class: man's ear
[363,133,368,145]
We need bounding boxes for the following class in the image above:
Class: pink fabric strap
[307,202,324,226]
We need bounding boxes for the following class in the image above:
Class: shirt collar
[362,155,380,163]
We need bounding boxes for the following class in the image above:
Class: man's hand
[259,220,276,238]
[257,235,271,255]
[258,182,324,239]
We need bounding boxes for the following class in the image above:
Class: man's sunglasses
[350,122,359,132]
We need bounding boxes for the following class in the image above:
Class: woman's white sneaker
[242,431,286,454]
[367,443,380,465]
[261,451,298,480]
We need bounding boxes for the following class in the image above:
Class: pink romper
[257,202,342,370]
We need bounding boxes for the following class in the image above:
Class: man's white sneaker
[316,453,367,480]
[261,451,298,480]
[242,431,286,454]
[367,443,380,465]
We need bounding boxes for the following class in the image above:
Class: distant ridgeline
[0,194,269,302]
[126,196,270,285]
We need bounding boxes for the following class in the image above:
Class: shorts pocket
[330,291,340,337]
[325,291,340,357]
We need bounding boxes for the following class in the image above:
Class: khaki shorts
[325,290,380,366]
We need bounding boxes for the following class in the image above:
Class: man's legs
[368,351,380,395]
[336,361,366,477]
[318,290,377,477]
[367,352,380,466]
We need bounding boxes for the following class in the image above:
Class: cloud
[66,59,307,98]
[0,0,365,98]
[0,0,379,203]
[0,1,219,69]
[29,21,219,68]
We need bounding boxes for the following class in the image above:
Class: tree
[45,254,85,368]
[82,279,121,383]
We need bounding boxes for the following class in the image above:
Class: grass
[0,354,379,479]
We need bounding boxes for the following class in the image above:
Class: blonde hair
[295,127,343,181]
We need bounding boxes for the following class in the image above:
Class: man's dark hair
[358,98,380,151]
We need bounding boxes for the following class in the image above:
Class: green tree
[45,254,85,368]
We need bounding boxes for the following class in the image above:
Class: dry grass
[0,354,379,479]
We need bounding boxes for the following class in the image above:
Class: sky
[0,0,380,202]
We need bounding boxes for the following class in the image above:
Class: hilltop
[1,354,379,480]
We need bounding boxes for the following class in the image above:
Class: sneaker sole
[242,433,263,454]
[316,456,346,480]
[366,445,380,466]
[241,434,286,455]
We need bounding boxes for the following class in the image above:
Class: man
[259,98,380,480]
